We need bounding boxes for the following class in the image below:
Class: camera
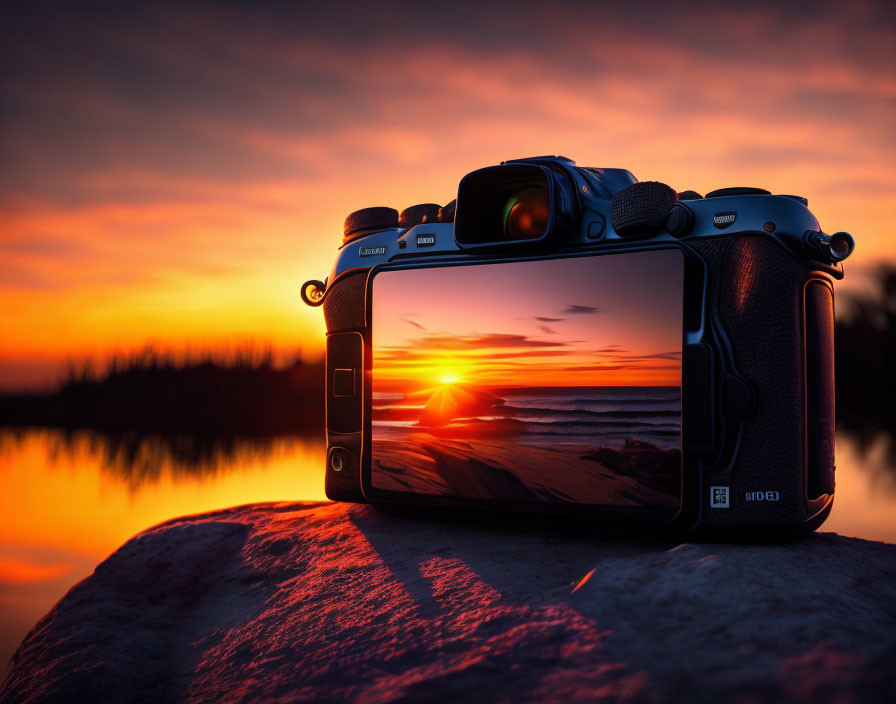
[302,155,854,538]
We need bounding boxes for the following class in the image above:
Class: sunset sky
[371,251,683,391]
[1,0,894,389]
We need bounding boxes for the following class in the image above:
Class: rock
[1,502,894,703]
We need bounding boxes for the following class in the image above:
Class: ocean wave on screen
[372,417,679,434]
[501,405,678,419]
[371,387,680,448]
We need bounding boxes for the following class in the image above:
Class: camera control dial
[705,187,770,198]
[438,200,457,223]
[399,203,442,229]
[343,207,399,245]
[610,181,678,237]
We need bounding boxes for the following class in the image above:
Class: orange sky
[371,252,683,391]
[1,1,894,389]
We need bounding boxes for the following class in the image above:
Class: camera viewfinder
[454,164,555,247]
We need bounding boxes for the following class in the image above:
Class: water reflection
[0,428,327,673]
[835,264,896,478]
[0,429,327,559]
[836,432,896,494]
[824,434,896,544]
[0,427,316,491]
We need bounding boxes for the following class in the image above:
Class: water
[370,387,682,504]
[499,387,680,448]
[0,429,326,673]
[1,428,894,674]
[372,386,681,449]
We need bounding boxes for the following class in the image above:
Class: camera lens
[504,187,550,240]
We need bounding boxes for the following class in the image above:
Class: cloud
[557,362,681,374]
[490,350,573,359]
[537,325,557,334]
[0,558,71,584]
[402,318,426,330]
[1,0,894,389]
[562,305,600,315]
[632,351,682,361]
[596,348,681,360]
[375,348,576,363]
[385,332,571,352]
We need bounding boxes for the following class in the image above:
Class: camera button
[328,447,354,473]
[587,216,605,239]
[666,203,695,237]
[333,368,357,397]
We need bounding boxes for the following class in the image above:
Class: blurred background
[1,0,894,672]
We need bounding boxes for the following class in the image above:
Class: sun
[433,357,471,386]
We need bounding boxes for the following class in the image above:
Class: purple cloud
[563,305,600,315]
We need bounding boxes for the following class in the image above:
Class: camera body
[303,155,853,539]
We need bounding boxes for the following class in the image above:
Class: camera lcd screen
[369,249,684,511]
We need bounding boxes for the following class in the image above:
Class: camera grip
[691,234,834,537]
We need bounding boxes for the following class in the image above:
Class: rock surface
[1,502,895,703]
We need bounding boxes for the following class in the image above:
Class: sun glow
[433,358,471,387]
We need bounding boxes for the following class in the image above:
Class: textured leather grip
[324,271,368,333]
[691,234,834,538]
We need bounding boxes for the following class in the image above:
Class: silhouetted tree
[836,265,896,464]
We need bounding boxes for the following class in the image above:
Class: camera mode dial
[399,204,442,229]
[343,207,399,245]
